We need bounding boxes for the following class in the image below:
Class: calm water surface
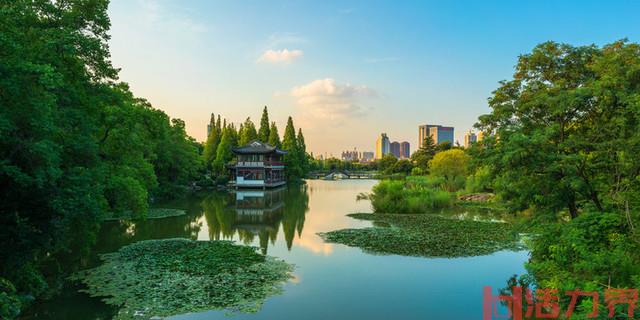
[24,179,528,320]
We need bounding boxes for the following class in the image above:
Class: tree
[268,121,281,147]
[202,117,222,169]
[475,41,640,219]
[297,129,309,174]
[238,117,258,146]
[258,106,270,143]
[0,2,205,315]
[378,154,398,173]
[436,141,452,152]
[214,126,236,174]
[282,117,301,179]
[411,134,437,172]
[428,149,470,191]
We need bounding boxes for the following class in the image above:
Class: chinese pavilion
[229,141,287,189]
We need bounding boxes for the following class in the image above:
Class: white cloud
[257,49,304,64]
[290,78,376,120]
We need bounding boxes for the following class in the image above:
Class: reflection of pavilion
[233,188,285,250]
[203,185,308,254]
[234,188,285,217]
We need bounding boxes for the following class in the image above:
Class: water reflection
[202,185,309,254]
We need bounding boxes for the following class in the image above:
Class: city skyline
[107,0,640,156]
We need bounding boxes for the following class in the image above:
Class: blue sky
[107,0,640,156]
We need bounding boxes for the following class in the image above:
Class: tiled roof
[232,140,288,155]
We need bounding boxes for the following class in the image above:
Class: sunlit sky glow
[107,0,640,156]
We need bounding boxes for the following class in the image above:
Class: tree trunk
[568,196,578,219]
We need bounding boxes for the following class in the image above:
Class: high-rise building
[375,133,390,159]
[418,124,454,147]
[477,131,485,142]
[463,130,477,148]
[390,141,400,158]
[341,149,360,161]
[400,141,410,159]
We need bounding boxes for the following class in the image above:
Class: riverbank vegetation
[0,1,311,317]
[473,40,640,316]
[70,239,293,320]
[102,208,187,221]
[338,40,640,318]
[319,213,521,257]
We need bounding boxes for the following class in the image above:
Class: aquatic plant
[103,208,187,221]
[71,239,293,319]
[370,180,454,213]
[319,213,522,258]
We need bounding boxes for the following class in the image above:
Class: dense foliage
[70,239,293,319]
[471,40,640,315]
[0,0,204,316]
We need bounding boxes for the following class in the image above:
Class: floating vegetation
[318,213,523,258]
[103,208,187,221]
[71,239,293,320]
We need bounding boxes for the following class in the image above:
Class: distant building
[390,141,400,158]
[400,141,410,159]
[341,149,360,161]
[418,124,454,147]
[361,152,374,162]
[477,131,485,142]
[375,133,390,159]
[463,130,477,148]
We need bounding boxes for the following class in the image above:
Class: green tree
[214,126,236,174]
[428,149,470,191]
[202,116,222,170]
[282,117,301,179]
[268,121,281,147]
[297,128,309,174]
[0,2,204,314]
[258,106,270,143]
[378,154,398,173]
[238,117,258,146]
[411,134,437,172]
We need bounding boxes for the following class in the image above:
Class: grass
[70,239,293,319]
[318,213,523,258]
[369,179,454,213]
[103,208,187,221]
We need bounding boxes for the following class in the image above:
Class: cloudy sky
[107,0,640,157]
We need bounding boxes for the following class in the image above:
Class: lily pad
[70,239,293,319]
[318,213,523,258]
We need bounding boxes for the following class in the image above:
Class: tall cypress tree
[214,126,235,174]
[282,117,301,179]
[297,128,308,174]
[268,121,281,147]
[202,119,221,169]
[239,117,258,145]
[258,106,270,143]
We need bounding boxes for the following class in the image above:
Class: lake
[23,179,528,319]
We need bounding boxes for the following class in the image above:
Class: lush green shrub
[523,211,640,318]
[0,278,21,320]
[370,179,453,213]
[428,149,470,192]
[464,166,493,193]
